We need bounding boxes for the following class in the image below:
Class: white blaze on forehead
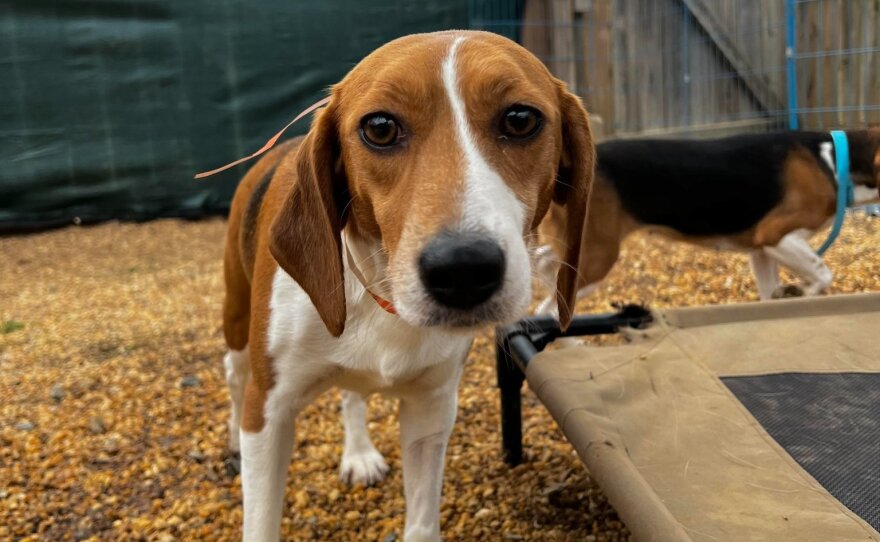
[390,36,533,324]
[441,36,526,231]
[430,35,532,322]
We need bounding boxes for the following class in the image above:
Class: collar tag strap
[816,130,853,256]
[344,247,397,316]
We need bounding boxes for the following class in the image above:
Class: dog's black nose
[418,231,506,310]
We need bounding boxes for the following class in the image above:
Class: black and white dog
[537,130,880,312]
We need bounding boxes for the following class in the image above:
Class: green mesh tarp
[0,1,467,231]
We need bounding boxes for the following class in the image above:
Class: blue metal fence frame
[786,0,800,130]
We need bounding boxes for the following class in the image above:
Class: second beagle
[220,31,594,541]
[536,130,880,312]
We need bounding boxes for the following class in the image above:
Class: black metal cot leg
[496,331,525,466]
[492,307,653,467]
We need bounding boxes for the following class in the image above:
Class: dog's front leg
[340,390,390,486]
[239,382,298,542]
[398,368,464,542]
[763,231,833,296]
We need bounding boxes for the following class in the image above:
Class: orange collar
[368,291,397,315]
[345,246,397,316]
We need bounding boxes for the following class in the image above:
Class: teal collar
[816,130,854,256]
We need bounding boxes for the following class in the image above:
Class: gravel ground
[1,215,878,541]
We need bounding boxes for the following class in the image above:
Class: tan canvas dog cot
[495,293,880,541]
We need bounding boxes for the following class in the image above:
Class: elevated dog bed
[496,293,880,541]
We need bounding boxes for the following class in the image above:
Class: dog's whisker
[339,194,360,219]
[534,254,587,284]
[356,245,388,268]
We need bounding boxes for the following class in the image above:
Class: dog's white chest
[267,267,471,392]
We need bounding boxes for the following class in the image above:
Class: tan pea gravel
[1,214,878,541]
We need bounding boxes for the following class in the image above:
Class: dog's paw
[340,448,389,486]
[771,284,805,299]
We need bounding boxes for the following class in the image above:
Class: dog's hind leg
[748,250,780,300]
[763,231,833,296]
[340,391,389,486]
[224,350,250,453]
[223,238,252,453]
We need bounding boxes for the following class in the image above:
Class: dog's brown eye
[501,106,542,139]
[360,114,401,148]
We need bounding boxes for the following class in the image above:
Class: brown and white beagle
[535,130,880,313]
[221,31,594,541]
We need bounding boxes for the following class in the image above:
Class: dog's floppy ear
[552,86,595,330]
[269,103,349,337]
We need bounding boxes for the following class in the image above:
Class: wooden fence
[472,0,880,138]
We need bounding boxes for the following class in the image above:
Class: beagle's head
[270,31,594,336]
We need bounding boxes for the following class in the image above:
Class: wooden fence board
[519,0,879,135]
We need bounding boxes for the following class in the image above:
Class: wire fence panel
[793,0,880,129]
[469,0,880,138]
